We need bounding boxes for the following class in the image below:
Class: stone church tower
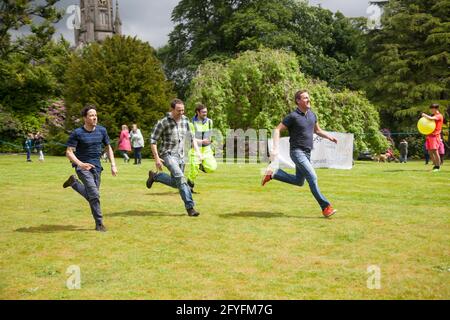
[74,0,122,47]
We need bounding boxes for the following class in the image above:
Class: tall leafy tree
[187,49,388,153]
[0,0,67,149]
[363,0,449,129]
[64,36,175,138]
[159,0,368,98]
[0,0,63,58]
[0,38,71,151]
[0,38,70,114]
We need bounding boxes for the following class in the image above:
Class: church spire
[114,0,122,35]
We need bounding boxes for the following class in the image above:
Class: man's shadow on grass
[146,192,179,196]
[383,169,427,173]
[219,211,323,219]
[108,210,185,217]
[15,225,92,233]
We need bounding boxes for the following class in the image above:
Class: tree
[187,49,388,153]
[64,36,175,138]
[0,38,70,114]
[0,0,68,152]
[0,0,63,58]
[159,0,369,98]
[0,38,71,152]
[363,0,449,130]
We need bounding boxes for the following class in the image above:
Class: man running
[187,104,217,192]
[63,104,118,232]
[146,99,202,217]
[262,90,338,218]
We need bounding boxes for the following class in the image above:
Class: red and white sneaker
[261,167,273,186]
[322,205,337,218]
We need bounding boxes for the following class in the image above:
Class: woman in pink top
[118,125,131,163]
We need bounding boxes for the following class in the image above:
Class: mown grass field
[0,155,449,300]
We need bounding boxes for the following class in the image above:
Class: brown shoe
[146,170,156,189]
[95,224,107,232]
[187,208,200,217]
[63,175,77,188]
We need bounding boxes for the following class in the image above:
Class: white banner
[268,132,354,170]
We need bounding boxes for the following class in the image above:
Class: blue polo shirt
[66,125,110,173]
[282,108,317,152]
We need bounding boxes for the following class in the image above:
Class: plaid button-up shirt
[150,113,193,158]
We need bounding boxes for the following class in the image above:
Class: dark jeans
[133,147,142,164]
[424,152,430,164]
[400,152,407,163]
[71,168,103,225]
[26,148,31,161]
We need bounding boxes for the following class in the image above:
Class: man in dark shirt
[63,104,118,232]
[261,90,338,218]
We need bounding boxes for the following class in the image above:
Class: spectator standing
[118,125,131,163]
[130,124,144,165]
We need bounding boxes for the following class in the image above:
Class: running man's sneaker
[95,224,107,232]
[432,166,440,172]
[322,205,337,218]
[187,208,200,217]
[63,175,77,188]
[146,170,156,188]
[261,166,273,186]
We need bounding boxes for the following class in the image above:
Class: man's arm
[270,123,287,160]
[150,121,165,170]
[66,147,95,171]
[106,145,118,176]
[314,123,338,143]
[151,143,164,171]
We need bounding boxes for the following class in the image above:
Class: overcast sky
[52,0,375,49]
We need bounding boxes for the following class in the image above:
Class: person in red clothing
[118,124,132,163]
[422,103,444,172]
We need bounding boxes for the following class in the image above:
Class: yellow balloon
[417,117,436,135]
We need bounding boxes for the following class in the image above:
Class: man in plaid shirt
[146,99,202,216]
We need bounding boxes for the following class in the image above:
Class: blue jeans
[400,153,407,163]
[133,147,142,164]
[72,168,103,225]
[273,149,330,210]
[154,154,195,210]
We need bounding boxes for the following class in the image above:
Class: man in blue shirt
[261,90,338,218]
[63,104,118,232]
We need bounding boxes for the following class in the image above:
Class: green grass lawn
[0,155,449,299]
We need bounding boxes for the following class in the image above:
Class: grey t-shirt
[282,109,317,152]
